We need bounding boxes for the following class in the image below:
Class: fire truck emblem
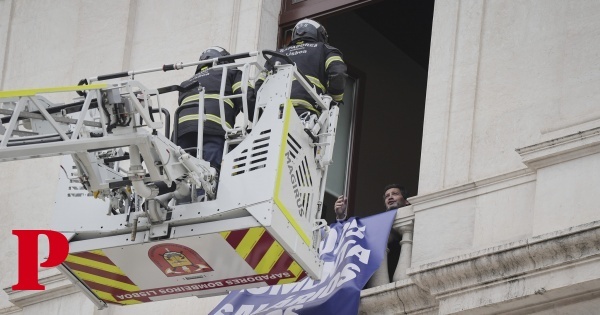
[148,243,213,277]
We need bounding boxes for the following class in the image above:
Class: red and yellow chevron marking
[221,227,307,285]
[63,249,149,305]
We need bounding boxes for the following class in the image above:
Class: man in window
[334,184,410,287]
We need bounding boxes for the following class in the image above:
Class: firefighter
[256,19,347,117]
[176,46,255,173]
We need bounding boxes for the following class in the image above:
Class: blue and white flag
[210,210,396,315]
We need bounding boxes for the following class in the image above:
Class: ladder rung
[222,94,242,99]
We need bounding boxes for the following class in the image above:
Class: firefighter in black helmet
[256,19,347,117]
[177,46,255,173]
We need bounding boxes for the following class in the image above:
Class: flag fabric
[210,210,396,315]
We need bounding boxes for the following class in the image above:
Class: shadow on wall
[325,10,428,218]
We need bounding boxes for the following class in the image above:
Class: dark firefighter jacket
[256,40,347,114]
[177,65,255,137]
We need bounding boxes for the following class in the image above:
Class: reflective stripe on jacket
[177,66,255,136]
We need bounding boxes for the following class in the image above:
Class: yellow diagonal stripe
[289,261,303,277]
[278,261,304,285]
[0,83,107,98]
[254,241,285,274]
[65,255,126,275]
[220,231,231,239]
[236,227,265,260]
[73,270,140,292]
[274,100,311,245]
[94,290,142,305]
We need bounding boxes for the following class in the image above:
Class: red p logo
[12,230,69,290]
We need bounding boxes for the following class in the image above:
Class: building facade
[2,0,600,314]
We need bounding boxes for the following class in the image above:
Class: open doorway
[279,0,434,221]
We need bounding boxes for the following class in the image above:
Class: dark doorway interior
[317,0,434,220]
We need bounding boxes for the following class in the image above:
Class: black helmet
[196,46,230,72]
[291,19,328,43]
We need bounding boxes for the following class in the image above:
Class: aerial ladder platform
[0,50,339,308]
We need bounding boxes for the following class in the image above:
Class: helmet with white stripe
[291,19,328,43]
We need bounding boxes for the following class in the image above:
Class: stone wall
[0,0,280,313]
[415,0,600,265]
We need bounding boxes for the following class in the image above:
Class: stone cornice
[517,126,600,170]
[360,279,438,314]
[0,306,21,315]
[3,269,78,309]
[408,168,535,211]
[407,220,600,297]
